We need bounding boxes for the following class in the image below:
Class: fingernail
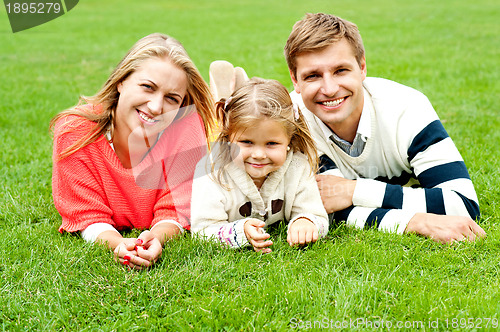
[136,239,143,245]
[134,246,139,251]
[123,260,129,265]
[124,255,131,261]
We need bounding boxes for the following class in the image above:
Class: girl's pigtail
[290,105,319,174]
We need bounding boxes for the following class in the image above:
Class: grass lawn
[1,0,499,330]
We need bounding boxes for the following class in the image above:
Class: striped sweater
[291,77,479,233]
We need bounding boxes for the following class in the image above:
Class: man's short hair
[284,13,365,77]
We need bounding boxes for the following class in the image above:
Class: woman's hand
[244,218,273,254]
[97,230,161,270]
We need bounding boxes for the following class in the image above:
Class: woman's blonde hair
[213,77,318,184]
[51,33,215,160]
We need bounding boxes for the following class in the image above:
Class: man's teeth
[322,98,344,107]
[139,112,156,123]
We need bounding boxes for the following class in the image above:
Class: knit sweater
[190,149,329,248]
[291,77,480,233]
[52,109,206,233]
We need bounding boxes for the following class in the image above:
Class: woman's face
[115,56,188,147]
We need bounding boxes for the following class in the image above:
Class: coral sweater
[52,110,206,233]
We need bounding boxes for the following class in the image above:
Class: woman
[51,33,215,269]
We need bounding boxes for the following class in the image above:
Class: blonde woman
[51,33,215,269]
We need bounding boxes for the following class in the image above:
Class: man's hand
[244,218,273,254]
[287,218,318,246]
[405,213,486,243]
[316,174,356,213]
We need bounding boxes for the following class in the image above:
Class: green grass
[1,0,499,330]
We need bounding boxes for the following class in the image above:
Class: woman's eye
[141,84,153,90]
[166,96,180,104]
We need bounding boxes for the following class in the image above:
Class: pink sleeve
[52,117,115,233]
[149,113,208,230]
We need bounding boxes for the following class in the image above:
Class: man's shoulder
[364,77,428,103]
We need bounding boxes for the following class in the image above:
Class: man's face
[291,38,367,136]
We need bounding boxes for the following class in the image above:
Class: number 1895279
[5,2,61,14]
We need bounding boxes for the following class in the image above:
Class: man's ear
[360,55,367,81]
[289,69,300,94]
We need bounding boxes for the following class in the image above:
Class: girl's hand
[287,218,318,246]
[244,218,273,254]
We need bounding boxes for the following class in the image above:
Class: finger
[299,230,307,245]
[253,246,272,254]
[251,239,273,249]
[137,241,162,262]
[137,230,155,246]
[312,230,319,243]
[250,231,270,241]
[305,230,313,244]
[127,254,153,269]
[469,222,486,238]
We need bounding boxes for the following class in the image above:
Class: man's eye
[305,74,319,80]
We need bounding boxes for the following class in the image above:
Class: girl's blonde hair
[51,33,215,160]
[213,77,318,183]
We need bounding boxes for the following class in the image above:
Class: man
[285,13,485,243]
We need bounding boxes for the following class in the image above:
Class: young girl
[191,78,328,253]
[51,33,215,269]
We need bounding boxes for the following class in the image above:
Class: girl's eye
[267,142,278,146]
[240,140,252,145]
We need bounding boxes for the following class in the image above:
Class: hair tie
[224,97,233,110]
[293,104,300,120]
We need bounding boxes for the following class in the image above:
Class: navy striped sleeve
[407,120,449,162]
[453,191,480,220]
[417,161,470,188]
[424,188,445,214]
[365,209,390,229]
[318,154,338,173]
[332,205,355,225]
[381,184,404,209]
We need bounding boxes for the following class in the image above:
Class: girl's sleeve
[289,158,329,238]
[190,161,250,248]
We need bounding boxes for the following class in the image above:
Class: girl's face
[230,118,291,188]
[115,56,188,144]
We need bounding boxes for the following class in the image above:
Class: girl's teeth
[322,98,344,107]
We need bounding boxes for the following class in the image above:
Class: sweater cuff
[81,223,119,243]
[289,214,329,238]
[151,219,185,234]
[353,178,386,208]
[232,219,250,248]
[378,210,415,234]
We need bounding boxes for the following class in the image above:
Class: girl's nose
[251,146,266,159]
